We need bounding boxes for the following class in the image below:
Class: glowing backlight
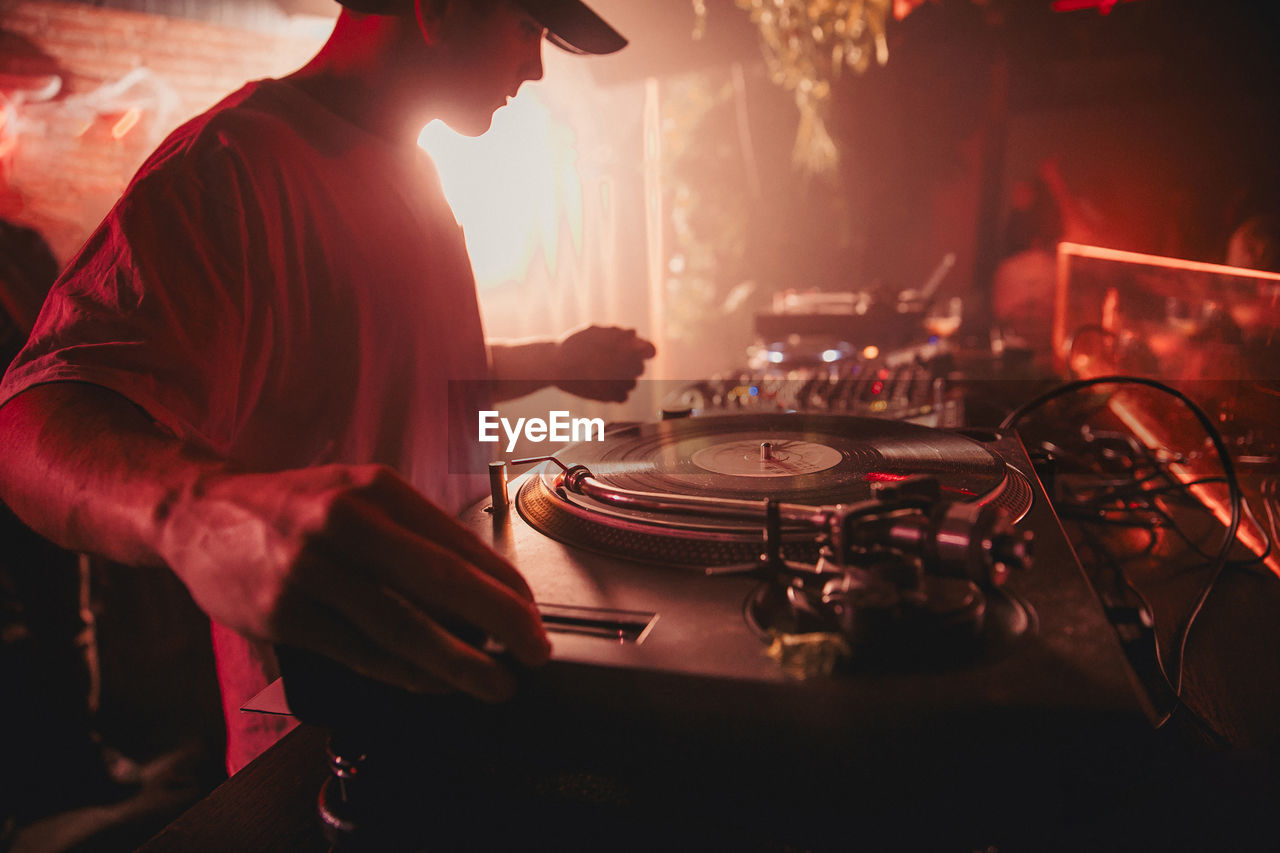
[1058,242,1280,283]
[0,94,15,158]
[419,89,582,286]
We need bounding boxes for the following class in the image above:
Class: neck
[284,11,434,147]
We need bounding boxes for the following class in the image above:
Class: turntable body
[279,415,1152,849]
[458,416,1146,735]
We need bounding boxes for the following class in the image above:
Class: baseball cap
[336,0,627,55]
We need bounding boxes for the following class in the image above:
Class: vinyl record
[552,414,1005,503]
[516,415,1031,568]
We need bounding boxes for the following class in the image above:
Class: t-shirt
[0,79,492,772]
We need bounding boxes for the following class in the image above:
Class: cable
[1058,459,1270,569]
[1001,375,1243,733]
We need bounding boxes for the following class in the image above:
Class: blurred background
[3,0,1277,387]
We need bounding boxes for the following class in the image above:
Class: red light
[1058,242,1280,282]
[0,94,16,158]
[1051,0,1137,13]
[942,486,978,497]
[871,380,884,395]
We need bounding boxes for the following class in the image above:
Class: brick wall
[0,1,329,261]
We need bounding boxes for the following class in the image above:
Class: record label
[690,440,845,478]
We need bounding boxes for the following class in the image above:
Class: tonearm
[505,455,1033,592]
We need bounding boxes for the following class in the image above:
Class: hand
[552,325,656,403]
[158,464,550,702]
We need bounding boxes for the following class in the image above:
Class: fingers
[592,326,657,364]
[369,472,538,602]
[328,497,551,669]
[610,340,650,379]
[174,464,551,705]
[381,471,537,596]
[317,470,550,668]
[607,377,638,402]
[280,572,515,702]
[628,334,657,360]
[553,326,655,402]
[556,378,636,403]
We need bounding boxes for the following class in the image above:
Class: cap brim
[334,0,398,13]
[521,0,628,55]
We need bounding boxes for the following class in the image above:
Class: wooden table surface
[138,724,330,853]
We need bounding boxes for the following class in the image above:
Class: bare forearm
[0,381,550,698]
[488,326,655,404]
[487,339,558,402]
[0,382,223,568]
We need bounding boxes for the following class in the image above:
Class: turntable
[506,414,1035,668]
[437,414,1139,694]
[278,414,1152,849]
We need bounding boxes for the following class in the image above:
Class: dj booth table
[139,669,1277,852]
[137,582,1280,853]
[136,440,1280,851]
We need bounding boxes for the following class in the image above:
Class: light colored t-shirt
[0,79,492,772]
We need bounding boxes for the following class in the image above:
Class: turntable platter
[516,415,1032,568]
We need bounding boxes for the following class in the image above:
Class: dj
[0,0,652,772]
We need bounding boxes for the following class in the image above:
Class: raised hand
[552,325,656,403]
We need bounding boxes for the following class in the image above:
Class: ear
[414,0,447,46]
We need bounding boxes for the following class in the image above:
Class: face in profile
[419,0,546,136]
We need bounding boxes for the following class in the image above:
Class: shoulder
[125,80,324,204]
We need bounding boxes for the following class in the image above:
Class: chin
[438,109,496,138]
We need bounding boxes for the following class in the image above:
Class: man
[0,0,652,772]
[1227,213,1280,274]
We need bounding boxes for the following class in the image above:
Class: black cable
[1041,428,1267,562]
[1040,439,1272,568]
[1063,465,1271,569]
[1146,493,1271,569]
[1073,495,1230,747]
[1000,375,1243,732]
